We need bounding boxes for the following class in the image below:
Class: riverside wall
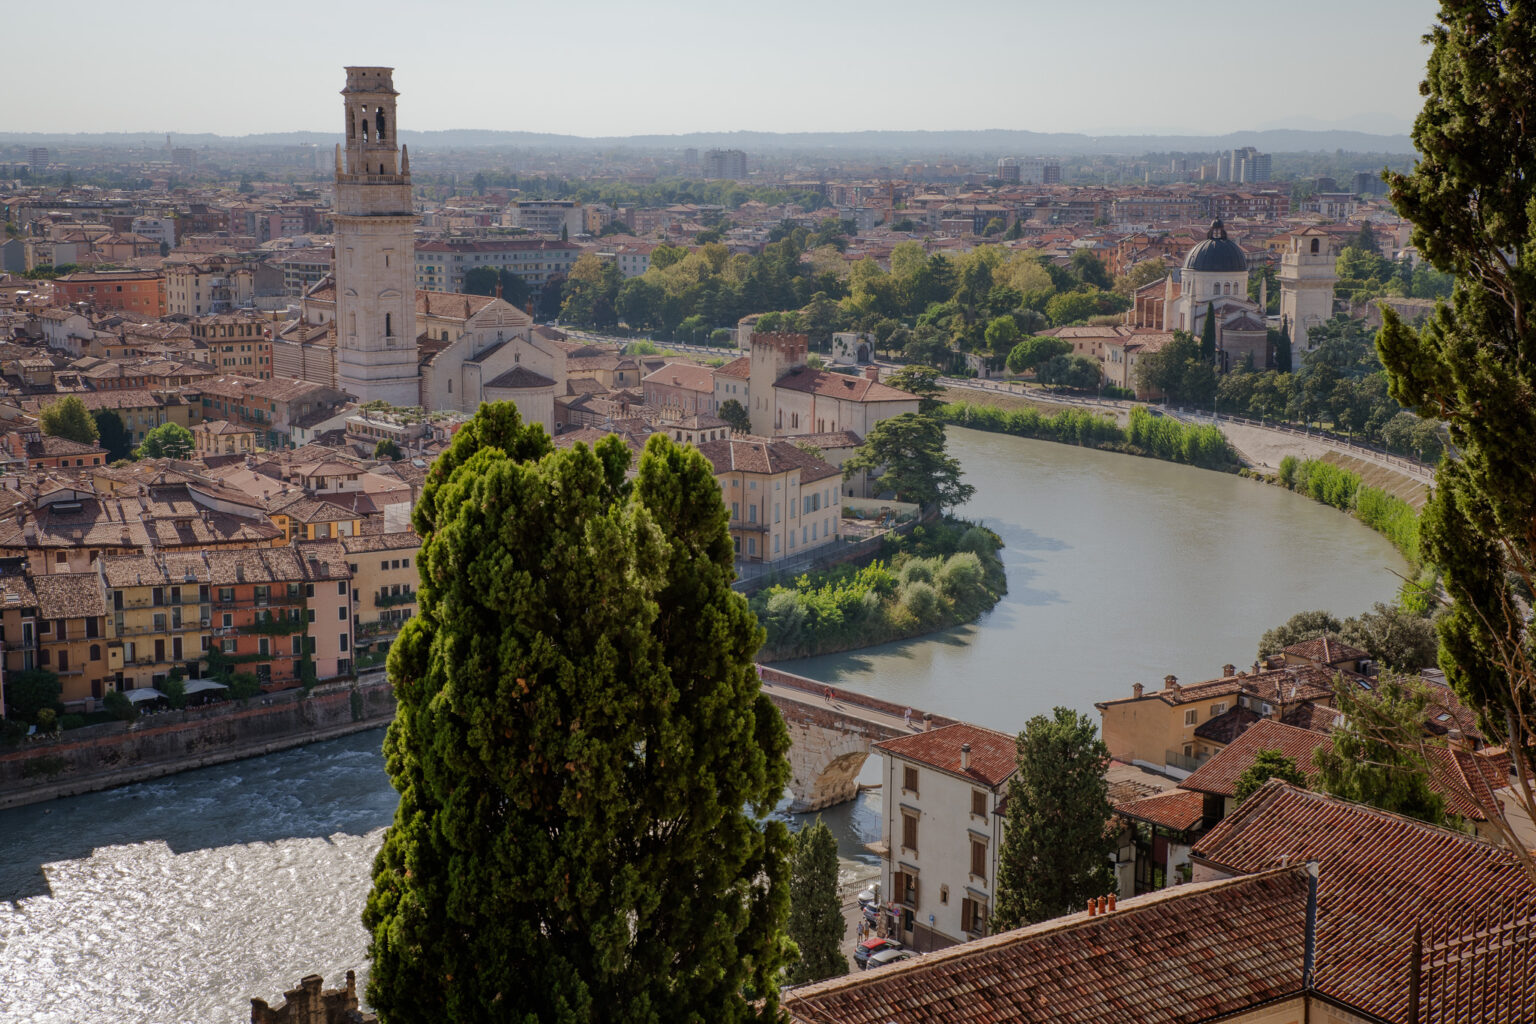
[0,676,395,810]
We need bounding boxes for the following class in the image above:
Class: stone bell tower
[333,66,420,406]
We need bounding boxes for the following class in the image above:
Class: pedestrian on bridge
[824,686,835,704]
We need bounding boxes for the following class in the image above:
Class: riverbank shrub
[938,401,1238,471]
[753,518,1006,660]
[1276,457,1422,566]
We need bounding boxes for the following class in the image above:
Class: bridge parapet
[758,665,955,811]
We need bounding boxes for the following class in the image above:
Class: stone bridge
[758,665,955,812]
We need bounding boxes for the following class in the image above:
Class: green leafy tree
[1339,602,1439,672]
[1005,336,1072,374]
[1234,749,1308,804]
[1257,610,1342,660]
[3,668,62,722]
[1313,674,1447,825]
[1036,354,1101,390]
[983,315,1020,356]
[993,707,1116,929]
[103,689,137,722]
[39,395,99,445]
[883,365,944,413]
[560,252,623,328]
[463,267,532,307]
[842,412,974,511]
[364,403,792,1024]
[1069,249,1113,291]
[135,422,194,460]
[227,672,261,700]
[786,819,846,985]
[1200,302,1217,364]
[161,674,187,710]
[92,410,133,461]
[373,438,403,461]
[718,398,751,434]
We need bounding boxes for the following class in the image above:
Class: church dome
[1184,220,1248,273]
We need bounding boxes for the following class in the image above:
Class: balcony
[374,591,417,609]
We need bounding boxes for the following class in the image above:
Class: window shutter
[960,898,973,933]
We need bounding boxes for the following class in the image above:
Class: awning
[124,687,167,704]
[182,679,229,696]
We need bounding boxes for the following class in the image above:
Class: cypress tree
[786,818,847,985]
[1199,300,1217,364]
[1375,3,1536,727]
[1273,320,1293,373]
[992,707,1115,930]
[363,403,793,1024]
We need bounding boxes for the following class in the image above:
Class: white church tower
[334,67,420,406]
[1278,227,1339,357]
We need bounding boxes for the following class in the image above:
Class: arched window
[360,117,369,143]
[376,108,387,139]
[1310,238,1320,254]
[90,644,100,661]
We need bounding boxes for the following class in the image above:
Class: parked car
[868,948,919,969]
[854,937,902,969]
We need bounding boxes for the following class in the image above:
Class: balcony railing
[374,591,417,608]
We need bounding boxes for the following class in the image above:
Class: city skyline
[9,0,1439,138]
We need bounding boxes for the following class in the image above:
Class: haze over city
[9,0,1439,137]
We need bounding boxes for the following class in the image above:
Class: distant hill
[0,127,1416,157]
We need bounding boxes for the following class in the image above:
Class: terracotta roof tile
[1114,787,1207,831]
[783,869,1309,1024]
[1180,719,1331,797]
[874,723,1018,788]
[772,366,918,403]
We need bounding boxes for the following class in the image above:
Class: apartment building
[34,572,111,703]
[101,551,212,691]
[694,436,841,563]
[50,271,166,318]
[190,313,272,379]
[413,238,580,295]
[872,723,1017,951]
[340,531,420,661]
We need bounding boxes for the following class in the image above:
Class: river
[0,428,1405,1023]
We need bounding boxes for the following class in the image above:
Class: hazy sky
[11,0,1442,137]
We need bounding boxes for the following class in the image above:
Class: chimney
[1107,893,1117,913]
[1087,899,1097,917]
[1132,682,1144,698]
[923,712,933,732]
[1253,661,1262,675]
[1222,663,1235,678]
[1163,674,1178,691]
[863,365,880,383]
[960,742,971,771]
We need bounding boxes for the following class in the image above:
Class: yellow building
[694,436,842,564]
[340,531,421,667]
[266,492,364,542]
[100,551,213,692]
[193,419,258,457]
[1096,666,1337,776]
[34,572,111,704]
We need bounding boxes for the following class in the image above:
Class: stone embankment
[0,675,395,810]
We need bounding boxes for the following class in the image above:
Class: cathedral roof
[1183,220,1248,274]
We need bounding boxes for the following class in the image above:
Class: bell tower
[333,66,420,407]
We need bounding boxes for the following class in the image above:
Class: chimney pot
[1107,893,1117,913]
[961,742,971,770]
[1132,682,1144,698]
[923,712,933,732]
[1087,900,1097,917]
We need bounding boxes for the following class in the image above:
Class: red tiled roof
[1191,782,1535,1022]
[874,723,1018,788]
[1180,719,1330,798]
[1114,787,1206,831]
[1280,635,1368,665]
[694,437,840,484]
[772,366,917,403]
[715,356,750,379]
[782,869,1309,1024]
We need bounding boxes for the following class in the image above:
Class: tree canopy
[1313,674,1447,826]
[136,422,194,460]
[1234,749,1307,804]
[993,707,1116,929]
[2,668,62,723]
[1005,336,1072,375]
[373,438,402,461]
[1257,610,1342,660]
[364,403,792,1024]
[39,395,99,445]
[883,364,944,413]
[718,398,751,434]
[92,409,133,462]
[842,412,974,511]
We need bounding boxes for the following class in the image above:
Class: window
[903,766,918,794]
[337,581,348,596]
[258,637,270,656]
[339,634,349,652]
[939,884,949,906]
[961,897,987,936]
[1184,709,1198,726]
[895,870,919,907]
[222,638,236,653]
[222,613,232,628]
[971,790,987,818]
[338,605,347,620]
[901,812,918,852]
[1211,702,1228,716]
[970,838,987,881]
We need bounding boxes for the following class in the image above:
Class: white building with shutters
[872,723,1017,953]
